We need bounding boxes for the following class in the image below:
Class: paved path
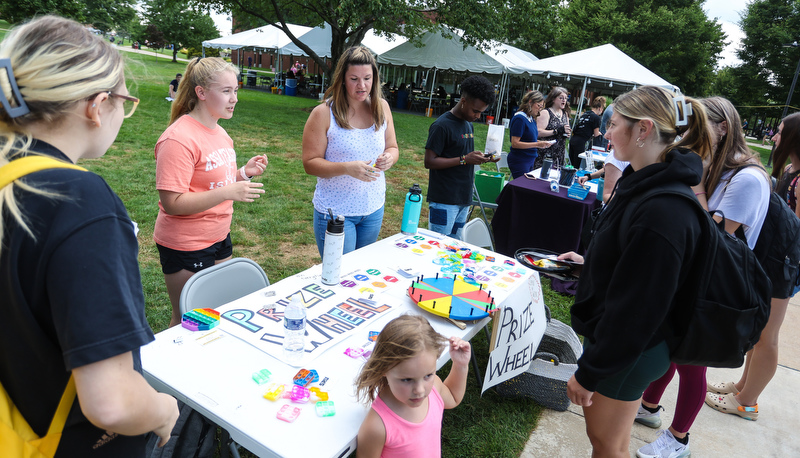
[521,295,800,457]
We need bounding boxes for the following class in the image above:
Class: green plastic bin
[475,170,505,203]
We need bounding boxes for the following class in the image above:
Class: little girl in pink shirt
[354,315,471,458]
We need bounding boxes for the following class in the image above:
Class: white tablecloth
[142,230,538,458]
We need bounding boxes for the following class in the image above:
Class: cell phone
[484,152,494,158]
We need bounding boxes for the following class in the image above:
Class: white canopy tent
[278,24,408,58]
[523,43,676,93]
[377,27,539,119]
[201,23,313,79]
[522,43,679,124]
[278,25,408,90]
[203,23,408,91]
[202,23,312,51]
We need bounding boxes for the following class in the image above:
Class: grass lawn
[75,50,576,457]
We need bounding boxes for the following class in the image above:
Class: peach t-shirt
[153,115,237,251]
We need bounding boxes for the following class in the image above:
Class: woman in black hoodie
[559,86,712,457]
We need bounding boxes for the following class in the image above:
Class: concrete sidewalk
[521,295,800,457]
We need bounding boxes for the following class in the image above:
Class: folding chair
[461,217,497,384]
[178,257,270,458]
[463,218,494,251]
[179,257,270,315]
[495,151,509,173]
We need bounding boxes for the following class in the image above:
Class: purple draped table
[492,175,602,259]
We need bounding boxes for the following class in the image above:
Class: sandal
[707,380,739,395]
[705,392,758,421]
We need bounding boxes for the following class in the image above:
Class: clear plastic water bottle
[283,294,306,366]
[401,184,422,235]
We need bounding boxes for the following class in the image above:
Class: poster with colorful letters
[215,279,399,363]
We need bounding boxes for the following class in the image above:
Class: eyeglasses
[107,92,140,118]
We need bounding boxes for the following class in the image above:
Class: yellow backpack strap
[33,374,76,456]
[0,156,87,189]
[1,374,76,457]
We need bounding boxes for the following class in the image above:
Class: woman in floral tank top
[535,87,572,169]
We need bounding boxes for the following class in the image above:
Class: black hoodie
[571,148,704,392]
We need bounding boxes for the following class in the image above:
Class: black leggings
[569,136,591,168]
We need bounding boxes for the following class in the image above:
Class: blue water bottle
[596,178,605,202]
[401,184,423,235]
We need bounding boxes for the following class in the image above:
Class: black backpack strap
[617,182,704,247]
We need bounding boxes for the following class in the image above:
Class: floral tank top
[534,108,569,169]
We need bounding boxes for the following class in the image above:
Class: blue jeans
[428,202,469,240]
[313,206,384,258]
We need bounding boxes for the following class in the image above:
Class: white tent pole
[573,76,589,131]
[496,73,508,120]
[427,68,437,115]
[322,57,326,93]
[494,74,502,120]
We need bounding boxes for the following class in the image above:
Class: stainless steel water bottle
[401,184,423,235]
[321,208,345,285]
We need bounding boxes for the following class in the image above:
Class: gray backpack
[146,402,217,458]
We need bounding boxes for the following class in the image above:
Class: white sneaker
[634,404,664,428]
[636,430,690,458]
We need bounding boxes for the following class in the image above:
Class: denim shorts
[428,202,470,240]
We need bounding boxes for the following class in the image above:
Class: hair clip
[195,56,202,64]
[673,95,692,127]
[0,58,30,118]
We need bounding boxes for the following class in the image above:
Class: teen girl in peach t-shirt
[154,57,268,327]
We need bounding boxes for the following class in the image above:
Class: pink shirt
[154,115,236,251]
[370,386,444,458]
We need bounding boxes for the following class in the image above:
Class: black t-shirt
[425,111,476,205]
[169,79,179,92]
[573,110,600,139]
[0,141,155,456]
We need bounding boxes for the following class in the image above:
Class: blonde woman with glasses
[0,16,178,456]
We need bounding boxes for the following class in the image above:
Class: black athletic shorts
[156,233,233,274]
[589,340,671,402]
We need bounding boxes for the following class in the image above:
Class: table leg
[470,345,483,386]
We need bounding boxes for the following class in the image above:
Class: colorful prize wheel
[407,274,495,321]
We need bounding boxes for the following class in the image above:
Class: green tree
[142,23,166,57]
[142,0,220,62]
[84,0,137,33]
[556,0,725,95]
[0,0,134,31]
[735,0,800,116]
[205,0,559,77]
[0,0,86,24]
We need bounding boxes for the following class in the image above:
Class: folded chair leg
[220,429,241,458]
